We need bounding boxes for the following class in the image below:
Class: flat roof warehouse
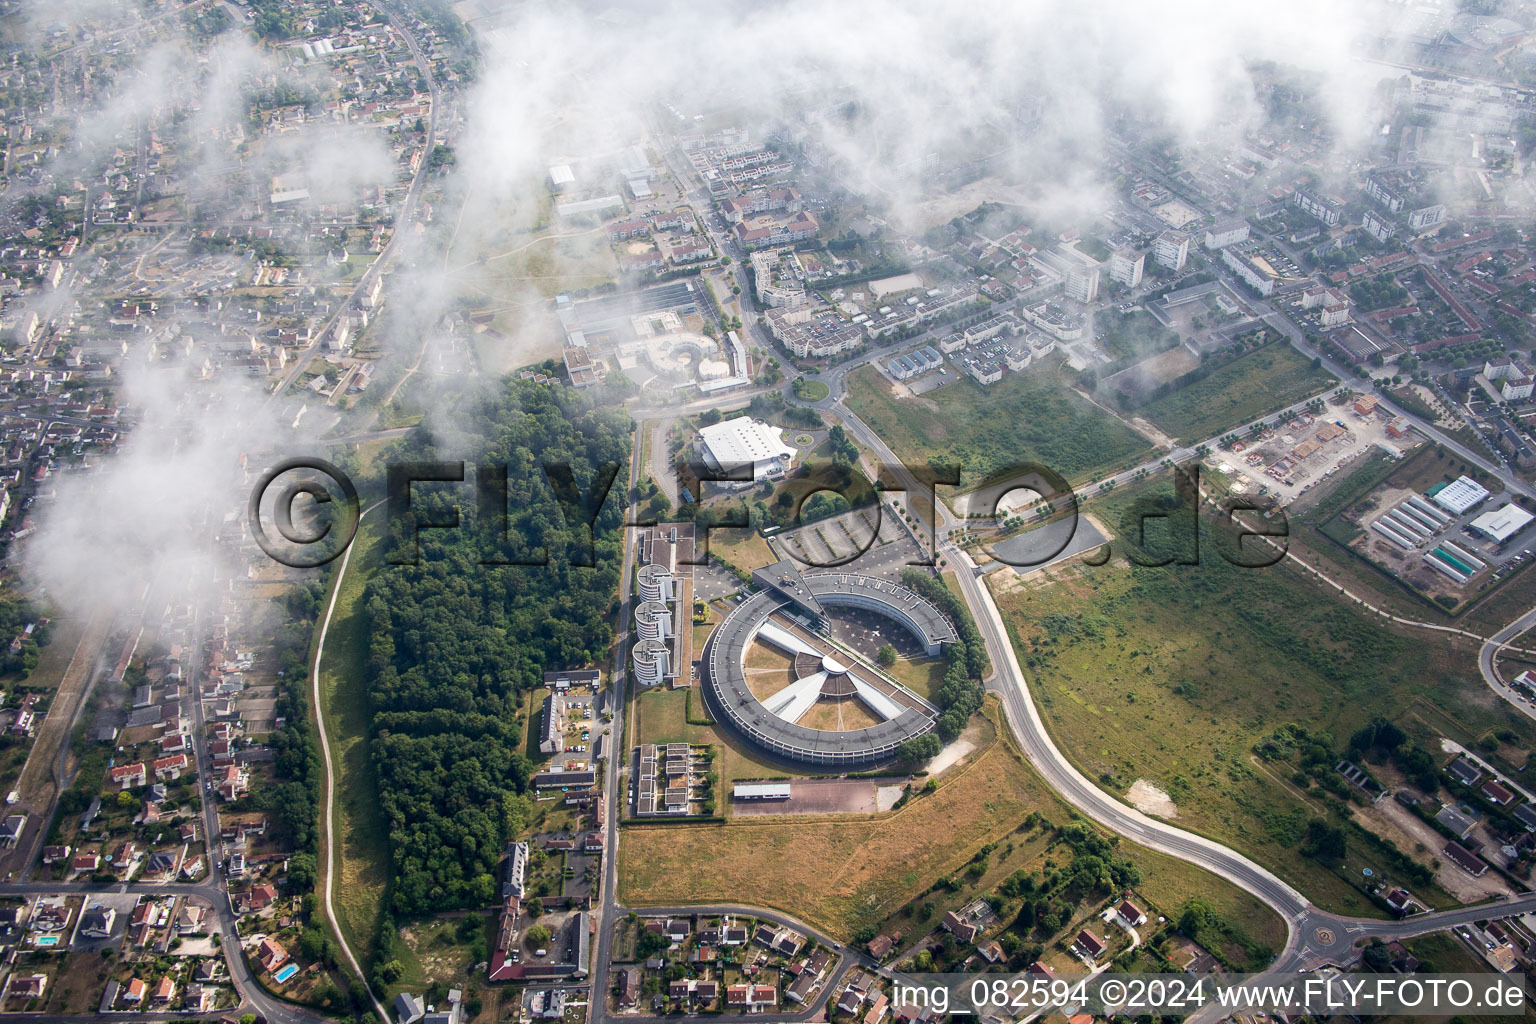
[1431,475,1491,516]
[1468,503,1535,544]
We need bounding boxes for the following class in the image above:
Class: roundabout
[702,559,960,767]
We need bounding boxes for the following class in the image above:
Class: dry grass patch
[797,698,882,732]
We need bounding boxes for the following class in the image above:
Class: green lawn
[1135,344,1335,443]
[795,379,830,402]
[315,514,392,966]
[987,477,1536,916]
[884,656,946,701]
[1099,309,1180,365]
[845,363,1154,487]
[631,686,786,785]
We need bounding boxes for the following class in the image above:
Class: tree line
[894,569,991,767]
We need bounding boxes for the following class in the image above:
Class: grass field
[844,363,1154,487]
[314,513,392,967]
[0,613,87,797]
[706,528,776,574]
[631,686,786,785]
[884,656,946,700]
[1135,344,1335,443]
[620,702,1286,952]
[6,615,86,693]
[795,379,831,402]
[987,476,1536,915]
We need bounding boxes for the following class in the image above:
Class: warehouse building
[1432,475,1491,516]
[1467,503,1535,545]
[698,418,797,483]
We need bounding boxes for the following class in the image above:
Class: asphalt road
[1478,607,1536,721]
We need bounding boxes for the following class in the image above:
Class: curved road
[1479,608,1536,721]
[801,343,1536,989]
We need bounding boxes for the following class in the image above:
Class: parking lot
[731,777,903,817]
[984,514,1109,575]
[771,507,927,576]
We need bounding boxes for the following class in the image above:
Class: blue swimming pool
[33,934,59,947]
[273,963,298,984]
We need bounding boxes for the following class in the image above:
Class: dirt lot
[1356,792,1515,904]
[730,777,897,817]
[1217,403,1415,507]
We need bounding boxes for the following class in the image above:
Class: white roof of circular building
[702,570,958,766]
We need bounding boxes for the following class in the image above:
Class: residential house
[176,903,207,935]
[1481,779,1516,805]
[1448,757,1483,787]
[256,937,288,973]
[109,762,147,789]
[836,987,866,1015]
[620,968,641,1008]
[1071,929,1107,962]
[786,972,819,1004]
[394,992,425,1024]
[216,765,249,801]
[941,910,980,944]
[79,905,116,939]
[183,983,216,1013]
[726,984,778,1011]
[1384,888,1423,915]
[10,975,45,1000]
[153,754,190,780]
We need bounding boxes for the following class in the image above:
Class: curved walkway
[310,503,389,1024]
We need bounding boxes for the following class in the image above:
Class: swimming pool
[273,963,298,984]
[33,934,59,947]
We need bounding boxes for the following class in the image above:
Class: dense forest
[363,379,631,915]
